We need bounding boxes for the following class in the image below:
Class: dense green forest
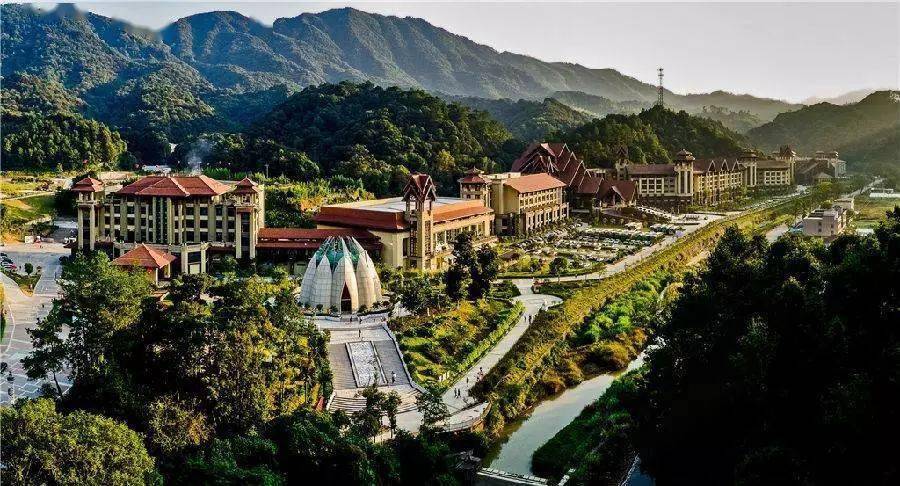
[232,82,519,193]
[1,74,129,170]
[2,254,479,484]
[449,96,591,141]
[553,105,746,167]
[548,219,900,484]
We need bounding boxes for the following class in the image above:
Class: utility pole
[657,67,665,108]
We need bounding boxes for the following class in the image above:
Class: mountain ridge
[4,4,801,119]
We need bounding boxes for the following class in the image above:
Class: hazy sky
[33,1,900,102]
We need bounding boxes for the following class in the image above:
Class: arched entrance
[341,284,352,313]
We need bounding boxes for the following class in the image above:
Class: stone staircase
[328,343,358,390]
[329,385,420,414]
[374,340,410,386]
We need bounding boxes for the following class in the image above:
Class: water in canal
[484,352,647,475]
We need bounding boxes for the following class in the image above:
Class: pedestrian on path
[391,371,396,384]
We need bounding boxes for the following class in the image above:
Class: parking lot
[1,242,71,404]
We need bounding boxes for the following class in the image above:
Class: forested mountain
[549,91,646,117]
[695,106,763,133]
[448,96,591,141]
[555,105,746,167]
[748,91,900,169]
[198,82,518,195]
[2,4,799,149]
[1,74,129,171]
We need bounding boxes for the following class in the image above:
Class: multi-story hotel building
[510,143,636,211]
[458,169,569,236]
[614,149,748,211]
[73,175,265,274]
[314,174,495,271]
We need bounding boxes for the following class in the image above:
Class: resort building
[613,149,747,211]
[298,236,383,313]
[315,174,495,271]
[73,175,265,274]
[510,143,636,211]
[481,172,569,236]
[795,151,847,185]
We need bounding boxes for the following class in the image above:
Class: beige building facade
[315,174,495,270]
[73,175,265,274]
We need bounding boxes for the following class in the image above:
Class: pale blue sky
[30,1,900,102]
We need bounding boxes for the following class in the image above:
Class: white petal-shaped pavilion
[299,236,383,313]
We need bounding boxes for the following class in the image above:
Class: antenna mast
[657,67,664,108]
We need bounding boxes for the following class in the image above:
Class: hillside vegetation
[2,3,800,167]
[449,96,591,141]
[748,91,900,169]
[555,105,746,167]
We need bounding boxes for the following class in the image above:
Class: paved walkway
[441,280,561,413]
[1,243,70,404]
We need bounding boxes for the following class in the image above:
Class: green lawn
[1,194,56,225]
[854,197,899,228]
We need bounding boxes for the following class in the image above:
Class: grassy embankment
[1,194,56,241]
[393,298,524,388]
[472,187,845,436]
[531,369,644,482]
[853,196,900,229]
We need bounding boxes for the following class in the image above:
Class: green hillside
[748,91,899,154]
[555,105,746,167]
[206,82,516,195]
[449,96,591,141]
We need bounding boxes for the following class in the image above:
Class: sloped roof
[503,173,566,193]
[628,164,676,176]
[598,179,637,202]
[72,177,104,193]
[458,167,486,184]
[232,177,260,195]
[402,173,437,203]
[757,159,792,170]
[112,244,176,269]
[117,175,232,197]
[433,204,493,223]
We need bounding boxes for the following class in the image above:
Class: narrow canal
[484,352,647,475]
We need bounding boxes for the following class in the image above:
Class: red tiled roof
[628,164,676,176]
[315,207,410,231]
[576,176,603,195]
[112,244,176,269]
[117,175,232,197]
[403,173,437,203]
[72,177,104,192]
[433,205,493,223]
[458,167,486,184]
[258,228,377,240]
[503,173,566,193]
[602,180,637,203]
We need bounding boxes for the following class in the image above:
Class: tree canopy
[627,216,900,484]
[1,398,157,485]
